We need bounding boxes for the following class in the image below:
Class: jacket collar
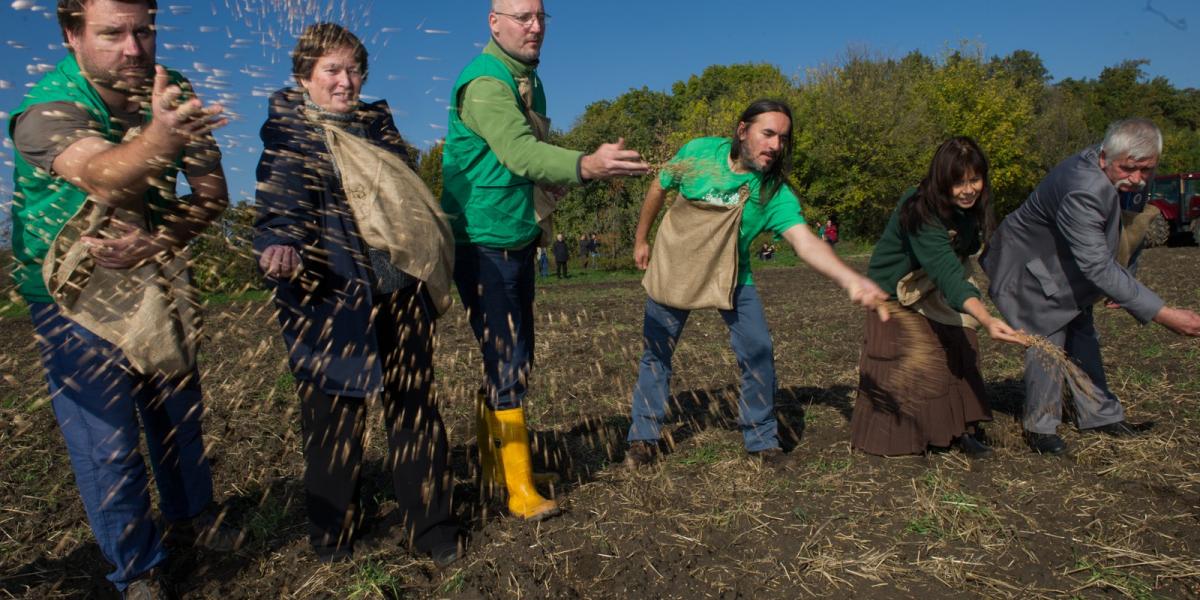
[484,38,538,76]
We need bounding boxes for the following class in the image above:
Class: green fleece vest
[8,55,184,303]
[441,52,547,249]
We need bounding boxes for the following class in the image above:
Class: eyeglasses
[494,11,551,28]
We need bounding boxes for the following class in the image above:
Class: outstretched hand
[147,66,228,147]
[847,275,890,322]
[1153,306,1200,336]
[983,317,1027,346]
[580,138,651,180]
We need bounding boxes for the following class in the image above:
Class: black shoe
[122,569,172,600]
[749,447,793,468]
[1025,432,1067,455]
[954,434,994,459]
[624,441,661,468]
[164,506,243,552]
[1085,421,1151,437]
[313,543,354,564]
[428,539,462,568]
[415,525,463,568]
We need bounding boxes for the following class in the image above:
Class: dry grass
[1,249,1199,598]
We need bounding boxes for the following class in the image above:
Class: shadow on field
[1,545,110,598]
[983,378,1026,420]
[781,384,857,425]
[452,383,862,500]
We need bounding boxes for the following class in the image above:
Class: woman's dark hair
[291,22,369,82]
[729,99,793,203]
[900,136,996,242]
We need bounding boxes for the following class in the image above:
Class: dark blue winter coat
[252,88,417,397]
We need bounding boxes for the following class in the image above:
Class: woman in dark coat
[851,137,1025,458]
[253,23,459,564]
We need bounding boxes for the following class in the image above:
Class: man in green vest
[8,0,233,596]
[443,0,650,521]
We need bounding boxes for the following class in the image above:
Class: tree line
[50,46,1195,298]
[418,47,1196,259]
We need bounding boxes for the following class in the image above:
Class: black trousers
[555,260,568,278]
[299,285,456,554]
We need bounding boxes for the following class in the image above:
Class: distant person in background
[981,118,1200,455]
[851,137,1025,459]
[624,99,889,468]
[589,231,601,267]
[824,219,838,247]
[578,233,591,270]
[552,232,570,278]
[817,221,826,241]
[757,242,775,260]
[536,245,549,277]
[441,0,650,520]
[9,0,236,595]
[254,23,460,564]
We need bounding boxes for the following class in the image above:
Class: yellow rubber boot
[490,407,561,521]
[476,392,505,495]
[477,393,560,492]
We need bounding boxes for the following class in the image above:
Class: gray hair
[1100,118,1162,161]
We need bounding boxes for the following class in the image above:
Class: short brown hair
[57,0,158,43]
[291,23,369,82]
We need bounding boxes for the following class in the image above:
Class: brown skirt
[850,306,991,456]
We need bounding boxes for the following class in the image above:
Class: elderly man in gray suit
[981,118,1200,455]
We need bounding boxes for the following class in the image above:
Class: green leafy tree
[417,142,444,199]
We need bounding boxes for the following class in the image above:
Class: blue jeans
[627,285,779,452]
[453,243,536,410]
[30,303,214,592]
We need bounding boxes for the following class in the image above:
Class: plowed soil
[2,248,1199,599]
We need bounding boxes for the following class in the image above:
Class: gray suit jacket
[980,146,1163,334]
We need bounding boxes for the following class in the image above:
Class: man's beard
[737,140,773,173]
[87,62,154,96]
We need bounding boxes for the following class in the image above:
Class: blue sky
[1,0,1198,211]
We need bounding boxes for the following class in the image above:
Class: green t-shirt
[660,137,805,285]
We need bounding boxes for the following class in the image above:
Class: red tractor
[1122,173,1200,247]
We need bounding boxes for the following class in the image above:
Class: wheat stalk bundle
[1017,332,1110,415]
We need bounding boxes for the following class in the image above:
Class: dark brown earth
[2,248,1199,599]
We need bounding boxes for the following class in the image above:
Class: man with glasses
[442,0,649,521]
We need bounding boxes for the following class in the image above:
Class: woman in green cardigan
[851,137,1025,458]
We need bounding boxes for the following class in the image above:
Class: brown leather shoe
[122,569,172,600]
[749,447,793,468]
[624,441,661,468]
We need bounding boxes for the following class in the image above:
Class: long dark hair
[729,99,793,203]
[900,136,996,242]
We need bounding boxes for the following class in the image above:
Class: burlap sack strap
[894,255,981,329]
[515,76,558,247]
[1117,204,1161,267]
[642,190,746,311]
[321,124,455,316]
[42,200,200,378]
